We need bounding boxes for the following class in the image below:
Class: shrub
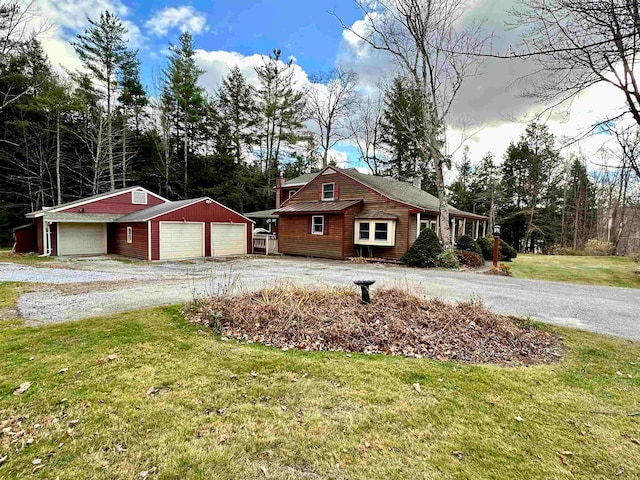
[436,247,460,269]
[499,239,518,261]
[401,228,443,267]
[456,235,483,256]
[455,250,485,267]
[477,236,494,260]
[487,264,512,276]
[584,239,614,256]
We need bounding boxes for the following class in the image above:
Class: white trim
[147,221,152,261]
[416,212,421,240]
[126,226,133,243]
[311,215,325,235]
[354,219,396,247]
[26,187,169,218]
[321,183,335,201]
[131,190,148,205]
[129,197,255,224]
[288,189,298,198]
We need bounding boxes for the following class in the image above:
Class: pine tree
[165,32,205,198]
[217,66,257,165]
[118,50,147,187]
[72,11,129,191]
[255,49,307,183]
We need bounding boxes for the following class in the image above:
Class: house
[260,166,488,261]
[14,186,253,260]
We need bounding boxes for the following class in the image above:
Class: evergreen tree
[255,49,307,184]
[72,11,129,191]
[164,32,206,198]
[449,146,474,212]
[217,66,257,165]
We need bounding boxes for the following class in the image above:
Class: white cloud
[194,49,310,94]
[145,6,207,37]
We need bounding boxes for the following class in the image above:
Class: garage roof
[116,198,205,222]
[43,212,123,222]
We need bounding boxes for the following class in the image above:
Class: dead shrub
[184,286,560,365]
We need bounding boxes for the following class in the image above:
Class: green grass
[0,282,20,309]
[509,254,640,288]
[0,250,52,266]
[1,308,639,479]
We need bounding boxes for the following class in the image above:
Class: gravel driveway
[4,257,640,340]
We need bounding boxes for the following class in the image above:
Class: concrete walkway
[6,257,640,340]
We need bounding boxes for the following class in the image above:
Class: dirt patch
[184,286,562,365]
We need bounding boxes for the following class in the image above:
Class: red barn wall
[278,213,345,259]
[108,223,148,260]
[60,191,166,214]
[150,200,253,260]
[13,225,37,253]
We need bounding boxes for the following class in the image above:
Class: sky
[33,0,626,174]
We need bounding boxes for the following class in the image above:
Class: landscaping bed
[185,287,561,364]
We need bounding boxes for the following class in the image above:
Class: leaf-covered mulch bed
[184,287,562,365]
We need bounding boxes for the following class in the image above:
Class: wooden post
[416,212,421,239]
[493,234,499,267]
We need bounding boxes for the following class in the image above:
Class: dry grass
[185,286,560,365]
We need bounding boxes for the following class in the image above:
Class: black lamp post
[492,224,501,268]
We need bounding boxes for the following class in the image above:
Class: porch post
[482,221,487,237]
[416,212,421,239]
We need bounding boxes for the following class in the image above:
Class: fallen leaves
[185,287,562,364]
[13,382,31,395]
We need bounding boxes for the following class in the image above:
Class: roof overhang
[41,212,123,223]
[275,199,362,214]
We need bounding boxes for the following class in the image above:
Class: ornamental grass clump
[184,286,561,365]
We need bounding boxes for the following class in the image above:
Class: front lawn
[0,250,52,266]
[1,307,639,479]
[509,254,640,288]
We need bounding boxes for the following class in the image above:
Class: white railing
[253,236,278,255]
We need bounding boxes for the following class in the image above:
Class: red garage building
[16,186,253,260]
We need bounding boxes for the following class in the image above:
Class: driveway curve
[5,257,639,340]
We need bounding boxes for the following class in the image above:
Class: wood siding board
[59,191,166,215]
[278,214,344,259]
[109,222,148,260]
[281,172,412,260]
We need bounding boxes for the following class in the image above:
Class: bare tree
[346,90,385,174]
[306,69,359,168]
[335,0,487,244]
[512,1,640,129]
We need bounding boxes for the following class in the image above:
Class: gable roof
[116,198,207,222]
[283,167,488,220]
[26,186,169,218]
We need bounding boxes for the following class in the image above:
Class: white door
[211,223,247,257]
[57,223,106,256]
[159,222,204,260]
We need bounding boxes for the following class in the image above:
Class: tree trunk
[56,112,61,205]
[107,79,114,191]
[122,115,127,188]
[183,123,188,198]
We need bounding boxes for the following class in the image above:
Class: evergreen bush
[401,228,443,267]
[456,235,483,256]
[436,247,460,269]
[477,236,494,260]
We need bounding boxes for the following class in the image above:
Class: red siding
[108,223,149,260]
[13,225,37,253]
[278,213,345,259]
[150,200,253,260]
[60,190,166,214]
[35,218,43,255]
[279,171,413,260]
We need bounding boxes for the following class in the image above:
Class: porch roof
[275,200,362,214]
[42,212,122,223]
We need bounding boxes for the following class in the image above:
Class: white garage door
[57,223,106,256]
[211,223,247,257]
[159,222,204,260]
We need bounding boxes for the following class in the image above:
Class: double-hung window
[126,226,133,244]
[312,215,325,235]
[359,222,370,240]
[322,183,334,201]
[374,222,388,241]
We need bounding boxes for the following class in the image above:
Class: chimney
[275,173,285,208]
[413,175,422,190]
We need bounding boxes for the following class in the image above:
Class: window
[288,189,298,198]
[322,183,334,201]
[374,222,388,240]
[359,222,370,240]
[132,190,147,205]
[420,220,437,232]
[126,226,133,244]
[312,215,324,235]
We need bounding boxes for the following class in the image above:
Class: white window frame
[322,183,335,201]
[288,189,298,198]
[420,219,438,232]
[311,215,325,235]
[354,219,396,247]
[126,226,133,244]
[132,190,148,205]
